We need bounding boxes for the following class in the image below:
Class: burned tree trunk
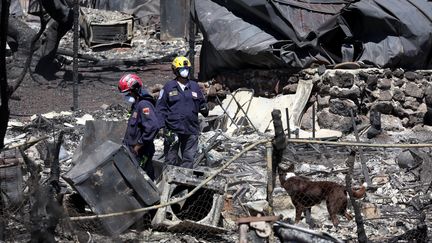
[6,15,38,79]
[0,0,11,150]
[1,2,12,237]
[20,132,65,243]
[32,0,74,80]
[271,109,286,211]
[345,150,367,243]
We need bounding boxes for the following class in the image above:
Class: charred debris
[2,0,432,242]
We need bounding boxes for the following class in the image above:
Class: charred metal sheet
[160,0,190,40]
[0,149,23,208]
[71,120,126,166]
[80,7,134,48]
[64,140,160,235]
[152,165,226,232]
[274,221,343,243]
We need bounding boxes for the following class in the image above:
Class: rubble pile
[272,141,432,241]
[59,7,189,60]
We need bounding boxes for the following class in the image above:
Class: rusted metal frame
[215,95,241,131]
[229,89,260,134]
[237,215,281,224]
[227,180,266,187]
[235,88,255,116]
[349,109,371,185]
[193,131,222,167]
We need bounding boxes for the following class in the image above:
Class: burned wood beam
[57,48,100,62]
[48,132,64,192]
[12,4,47,89]
[0,0,10,152]
[77,52,178,68]
[20,133,64,243]
[345,150,367,243]
[271,109,286,218]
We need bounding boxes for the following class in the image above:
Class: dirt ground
[9,62,174,117]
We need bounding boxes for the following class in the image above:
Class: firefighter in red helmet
[118,73,159,180]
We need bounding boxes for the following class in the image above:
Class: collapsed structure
[2,0,432,242]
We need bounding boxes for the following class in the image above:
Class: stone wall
[298,68,432,134]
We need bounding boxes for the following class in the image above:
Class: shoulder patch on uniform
[143,107,150,115]
[132,112,138,118]
[158,89,164,100]
[169,90,178,96]
[191,91,197,98]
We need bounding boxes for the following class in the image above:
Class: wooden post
[285,108,290,138]
[72,0,79,110]
[312,103,316,139]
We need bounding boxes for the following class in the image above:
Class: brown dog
[278,164,367,227]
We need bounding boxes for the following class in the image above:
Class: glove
[133,144,143,154]
[164,129,178,145]
[199,103,209,117]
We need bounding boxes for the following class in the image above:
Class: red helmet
[118,74,143,93]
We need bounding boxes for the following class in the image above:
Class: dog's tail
[352,182,367,198]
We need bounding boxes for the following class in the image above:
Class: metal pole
[188,0,195,79]
[285,108,290,138]
[266,141,273,215]
[72,0,79,110]
[312,103,316,139]
[266,141,275,243]
[349,109,371,185]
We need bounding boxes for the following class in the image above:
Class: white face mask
[124,95,135,104]
[179,69,189,78]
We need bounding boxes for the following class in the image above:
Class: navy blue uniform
[123,89,159,180]
[156,79,208,168]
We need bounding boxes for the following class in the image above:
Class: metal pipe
[266,141,273,216]
[285,108,291,138]
[230,90,260,134]
[215,96,240,131]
